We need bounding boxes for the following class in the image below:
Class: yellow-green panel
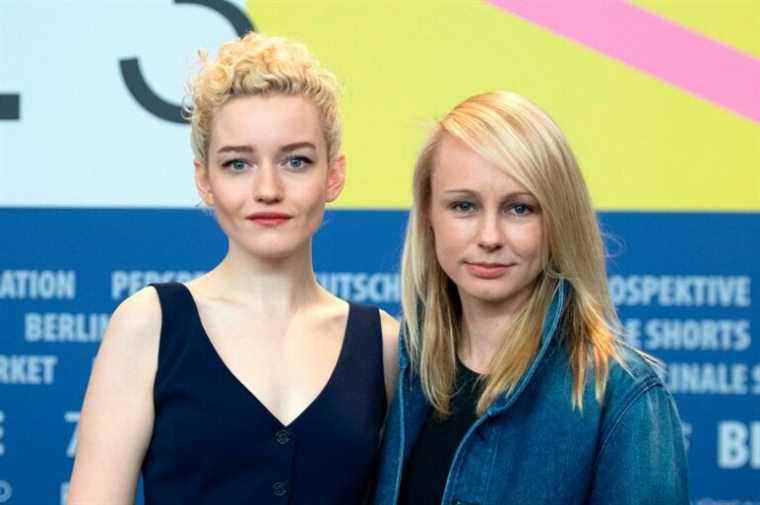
[632,0,760,60]
[246,1,760,210]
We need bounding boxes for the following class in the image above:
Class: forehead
[431,135,529,195]
[209,94,324,151]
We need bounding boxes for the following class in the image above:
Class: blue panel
[600,212,760,499]
[0,209,758,503]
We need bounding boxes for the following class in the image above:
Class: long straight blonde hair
[402,91,624,416]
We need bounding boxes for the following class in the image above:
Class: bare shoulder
[379,309,400,351]
[99,286,161,362]
[378,309,400,404]
[315,294,352,332]
[86,286,162,401]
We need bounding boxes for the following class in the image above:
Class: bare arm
[67,287,161,505]
[379,310,400,407]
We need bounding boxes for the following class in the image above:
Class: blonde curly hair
[185,32,342,166]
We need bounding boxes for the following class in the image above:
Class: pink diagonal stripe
[488,0,760,123]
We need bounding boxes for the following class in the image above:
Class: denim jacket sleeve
[588,377,690,504]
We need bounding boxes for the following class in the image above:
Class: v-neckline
[178,283,353,429]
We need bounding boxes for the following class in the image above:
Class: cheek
[509,222,545,262]
[208,176,247,205]
[437,220,472,249]
[293,175,329,205]
[431,217,470,268]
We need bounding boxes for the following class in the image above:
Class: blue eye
[451,201,475,213]
[223,159,248,172]
[284,155,313,171]
[509,203,534,216]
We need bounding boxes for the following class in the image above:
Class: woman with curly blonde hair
[373,91,688,504]
[68,32,398,505]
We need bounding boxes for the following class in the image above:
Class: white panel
[0,0,250,207]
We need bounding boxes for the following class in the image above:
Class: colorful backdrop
[1,1,758,503]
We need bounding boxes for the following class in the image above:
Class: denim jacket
[373,283,689,505]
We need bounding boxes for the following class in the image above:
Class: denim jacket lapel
[485,279,568,416]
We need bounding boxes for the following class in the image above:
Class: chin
[236,236,309,261]
[465,289,514,305]
[458,279,535,307]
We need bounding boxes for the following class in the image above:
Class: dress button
[275,429,291,445]
[272,481,288,496]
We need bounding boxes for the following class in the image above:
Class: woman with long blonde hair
[373,91,688,504]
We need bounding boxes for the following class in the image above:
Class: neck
[207,239,325,315]
[457,290,531,373]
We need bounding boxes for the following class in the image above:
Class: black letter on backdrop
[0,94,20,120]
[120,0,255,123]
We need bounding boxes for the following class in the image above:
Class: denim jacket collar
[485,279,568,415]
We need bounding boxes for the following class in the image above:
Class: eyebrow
[216,145,253,155]
[216,142,317,155]
[280,142,317,153]
[443,189,535,198]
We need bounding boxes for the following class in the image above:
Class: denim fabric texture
[373,281,689,505]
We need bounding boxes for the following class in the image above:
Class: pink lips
[465,261,511,279]
[246,212,292,227]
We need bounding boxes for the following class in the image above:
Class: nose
[477,212,504,252]
[253,164,283,204]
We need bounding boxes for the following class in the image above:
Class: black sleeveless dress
[141,283,387,504]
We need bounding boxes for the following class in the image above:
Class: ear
[194,160,214,206]
[325,153,347,203]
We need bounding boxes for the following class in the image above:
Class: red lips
[245,212,292,227]
[464,261,512,279]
